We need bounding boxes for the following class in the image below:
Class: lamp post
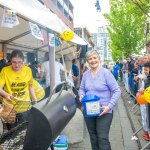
[146,22,149,54]
[146,15,150,54]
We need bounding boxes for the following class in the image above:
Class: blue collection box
[81,94,100,117]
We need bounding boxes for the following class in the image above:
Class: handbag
[23,82,76,150]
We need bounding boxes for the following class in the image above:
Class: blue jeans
[84,113,113,150]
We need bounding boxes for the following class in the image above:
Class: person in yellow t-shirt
[0,50,37,129]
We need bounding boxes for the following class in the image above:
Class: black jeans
[84,113,113,150]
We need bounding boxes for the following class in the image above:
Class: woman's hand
[0,87,14,102]
[99,106,110,116]
[79,95,84,101]
[138,87,144,94]
[5,93,14,101]
[79,95,84,112]
[72,75,77,81]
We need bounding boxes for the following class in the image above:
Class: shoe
[143,131,149,138]
[143,132,150,141]
[144,135,150,141]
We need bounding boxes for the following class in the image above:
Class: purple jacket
[78,67,121,113]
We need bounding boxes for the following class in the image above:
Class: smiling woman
[78,50,121,150]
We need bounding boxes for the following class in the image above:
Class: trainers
[143,132,150,141]
[143,131,149,138]
[144,135,150,141]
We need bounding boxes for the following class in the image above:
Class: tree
[104,0,148,60]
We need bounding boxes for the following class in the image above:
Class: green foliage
[128,0,150,15]
[104,0,148,60]
[111,49,122,61]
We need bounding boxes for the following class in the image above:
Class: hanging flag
[95,0,101,12]
[48,33,55,47]
[58,37,63,46]
[29,22,44,40]
[40,29,48,45]
[55,37,60,47]
[1,8,19,28]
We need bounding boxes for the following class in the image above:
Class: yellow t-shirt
[0,65,33,113]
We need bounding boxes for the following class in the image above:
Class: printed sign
[1,8,19,28]
[29,22,44,40]
[86,101,100,115]
[48,33,55,47]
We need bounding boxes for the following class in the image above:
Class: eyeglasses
[11,61,23,65]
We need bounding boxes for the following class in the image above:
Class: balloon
[136,92,147,104]
[61,30,74,41]
[144,86,150,103]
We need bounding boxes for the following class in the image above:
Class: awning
[0,0,87,46]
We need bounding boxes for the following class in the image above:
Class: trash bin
[81,94,100,117]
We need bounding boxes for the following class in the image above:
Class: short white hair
[86,50,100,60]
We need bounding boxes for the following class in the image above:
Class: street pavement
[65,84,140,150]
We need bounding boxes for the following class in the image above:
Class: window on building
[57,1,63,12]
[64,9,68,19]
[38,0,44,5]
[58,0,63,5]
[69,2,73,13]
[69,15,73,23]
[64,0,69,6]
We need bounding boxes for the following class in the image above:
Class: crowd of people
[110,51,150,141]
[121,54,150,141]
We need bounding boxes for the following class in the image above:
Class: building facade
[44,0,74,30]
[74,27,95,51]
[92,26,112,62]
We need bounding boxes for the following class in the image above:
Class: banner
[29,22,44,41]
[1,8,19,28]
[48,33,55,47]
[40,29,48,45]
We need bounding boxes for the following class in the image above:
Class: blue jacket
[72,64,79,77]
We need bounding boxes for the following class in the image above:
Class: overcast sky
[71,0,110,33]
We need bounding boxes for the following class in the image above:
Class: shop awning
[0,0,87,45]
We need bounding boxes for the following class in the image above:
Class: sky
[71,0,110,33]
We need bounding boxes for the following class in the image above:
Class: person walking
[72,59,79,88]
[113,61,120,80]
[78,50,121,150]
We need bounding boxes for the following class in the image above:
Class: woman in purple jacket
[79,50,121,150]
